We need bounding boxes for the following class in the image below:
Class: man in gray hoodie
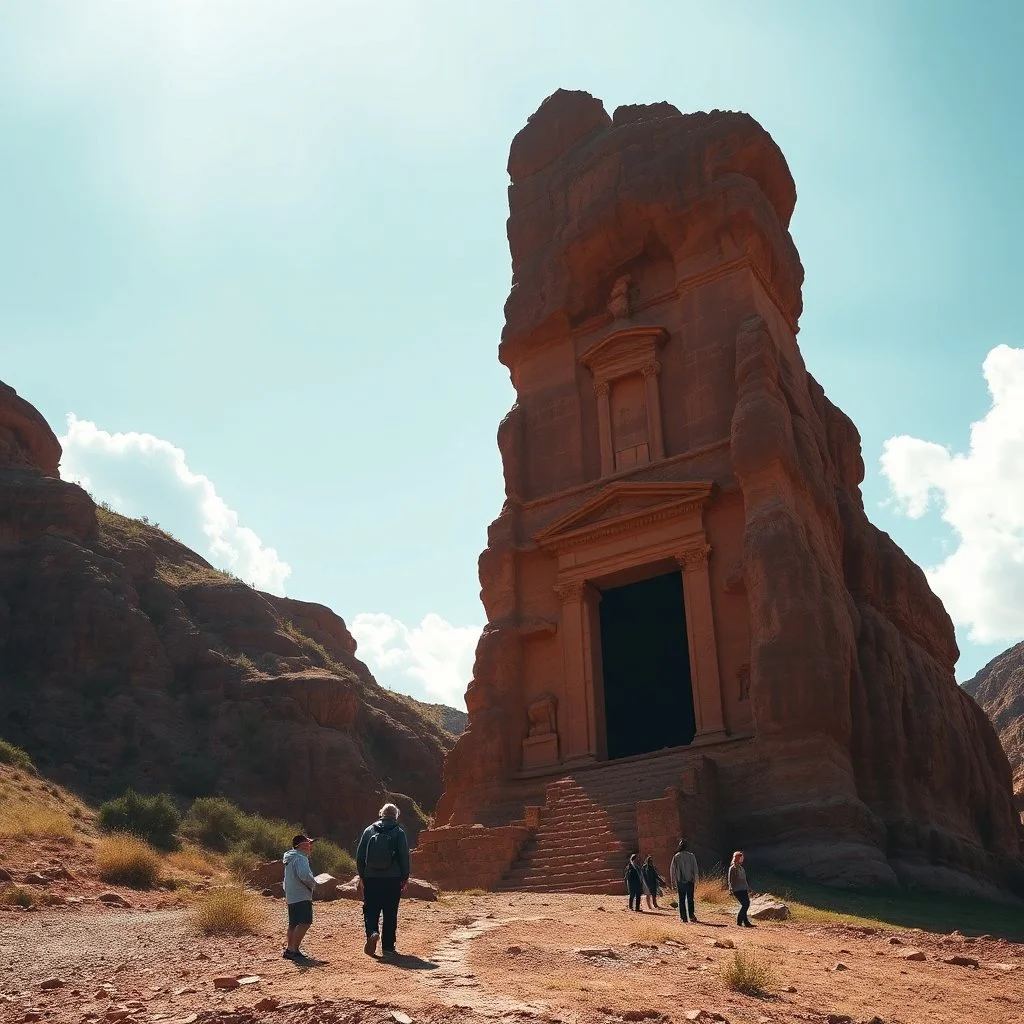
[670,838,700,923]
[282,834,317,960]
[356,803,410,957]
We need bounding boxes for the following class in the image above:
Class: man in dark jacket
[356,802,410,956]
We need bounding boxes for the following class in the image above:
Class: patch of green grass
[0,885,41,908]
[757,870,1024,942]
[0,739,35,774]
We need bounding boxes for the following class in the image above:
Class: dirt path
[2,893,1022,1024]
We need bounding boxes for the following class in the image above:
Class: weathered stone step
[506,853,623,873]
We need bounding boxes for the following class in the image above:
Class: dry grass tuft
[0,800,75,839]
[721,949,777,996]
[695,870,732,906]
[96,834,162,889]
[188,886,265,935]
[166,845,220,878]
[0,885,42,908]
[630,919,678,945]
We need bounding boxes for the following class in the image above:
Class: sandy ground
[2,889,1022,1024]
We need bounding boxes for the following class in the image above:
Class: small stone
[711,938,735,949]
[630,942,658,949]
[98,893,131,908]
[898,949,926,962]
[173,1016,198,1024]
[576,947,620,959]
[0,867,11,882]
[506,945,523,955]
[171,987,197,996]
[941,954,979,968]
[95,990,112,999]
[391,1013,413,1024]
[39,978,65,990]
[253,1000,279,1012]
[826,1015,853,1024]
[236,976,260,986]
[104,1012,130,1022]
[831,962,849,972]
[783,985,797,992]
[990,962,1017,972]
[23,872,51,886]
[213,977,239,990]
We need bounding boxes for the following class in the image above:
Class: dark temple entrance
[598,569,696,760]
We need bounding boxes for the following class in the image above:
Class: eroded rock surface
[0,382,454,845]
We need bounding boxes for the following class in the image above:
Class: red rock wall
[431,90,1023,895]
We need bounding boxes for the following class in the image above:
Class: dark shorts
[287,900,313,927]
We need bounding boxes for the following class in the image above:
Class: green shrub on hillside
[181,796,355,878]
[98,789,181,850]
[0,739,35,774]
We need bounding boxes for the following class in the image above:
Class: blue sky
[2,1,1023,706]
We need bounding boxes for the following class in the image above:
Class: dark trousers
[735,888,751,926]
[627,888,642,911]
[363,878,402,949]
[678,880,695,921]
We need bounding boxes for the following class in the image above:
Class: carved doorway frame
[535,481,728,765]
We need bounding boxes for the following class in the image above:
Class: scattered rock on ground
[710,938,735,949]
[577,947,621,959]
[213,977,239,990]
[98,893,131,908]
[898,949,926,962]
[253,999,279,1012]
[38,978,65,989]
[747,895,789,921]
[390,1013,413,1024]
[22,873,51,886]
[941,955,980,968]
[831,962,849,972]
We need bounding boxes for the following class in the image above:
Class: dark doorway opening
[598,569,696,760]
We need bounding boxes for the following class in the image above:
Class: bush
[721,949,776,996]
[695,866,732,906]
[0,739,35,774]
[98,789,181,850]
[181,797,355,877]
[0,885,40,908]
[96,834,162,889]
[189,886,265,935]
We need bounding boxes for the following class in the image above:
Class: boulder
[313,873,339,900]
[747,895,790,921]
[333,874,438,902]
[897,949,926,962]
[261,883,284,899]
[23,873,51,886]
[246,861,283,889]
[0,868,12,882]
[213,977,239,990]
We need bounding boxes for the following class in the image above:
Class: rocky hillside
[964,645,1024,810]
[0,380,457,847]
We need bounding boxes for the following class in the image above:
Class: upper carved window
[579,326,668,477]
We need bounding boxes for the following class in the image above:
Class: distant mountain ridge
[0,379,460,845]
[964,644,1024,811]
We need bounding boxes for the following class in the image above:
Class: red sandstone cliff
[0,381,454,845]
[433,90,1023,895]
[964,646,1024,810]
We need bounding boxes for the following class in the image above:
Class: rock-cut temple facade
[412,90,1024,896]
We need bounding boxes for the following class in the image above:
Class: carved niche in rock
[523,693,560,770]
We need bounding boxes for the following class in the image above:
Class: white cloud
[881,344,1024,644]
[350,612,479,710]
[59,414,291,595]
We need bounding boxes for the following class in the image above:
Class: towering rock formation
[0,382,454,844]
[413,90,1024,895]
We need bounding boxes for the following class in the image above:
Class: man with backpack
[356,802,410,957]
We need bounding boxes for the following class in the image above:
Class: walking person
[356,802,410,957]
[670,839,699,923]
[624,853,645,912]
[642,855,666,910]
[282,833,317,961]
[728,850,754,928]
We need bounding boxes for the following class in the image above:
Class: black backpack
[365,823,397,872]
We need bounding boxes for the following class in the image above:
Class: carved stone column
[676,545,727,741]
[641,359,665,460]
[594,381,614,476]
[555,579,598,763]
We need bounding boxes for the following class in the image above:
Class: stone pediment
[534,481,714,550]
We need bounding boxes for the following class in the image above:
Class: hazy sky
[3,1,1023,707]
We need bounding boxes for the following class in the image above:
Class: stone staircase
[495,749,704,894]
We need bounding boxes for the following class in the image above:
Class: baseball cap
[292,834,315,847]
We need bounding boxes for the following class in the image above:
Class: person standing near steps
[624,853,645,912]
[356,802,410,957]
[670,838,699,923]
[282,834,317,961]
[728,849,754,928]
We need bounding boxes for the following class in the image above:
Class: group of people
[281,801,411,963]
[625,841,755,928]
[280,811,755,964]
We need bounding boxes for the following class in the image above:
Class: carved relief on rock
[522,693,560,770]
